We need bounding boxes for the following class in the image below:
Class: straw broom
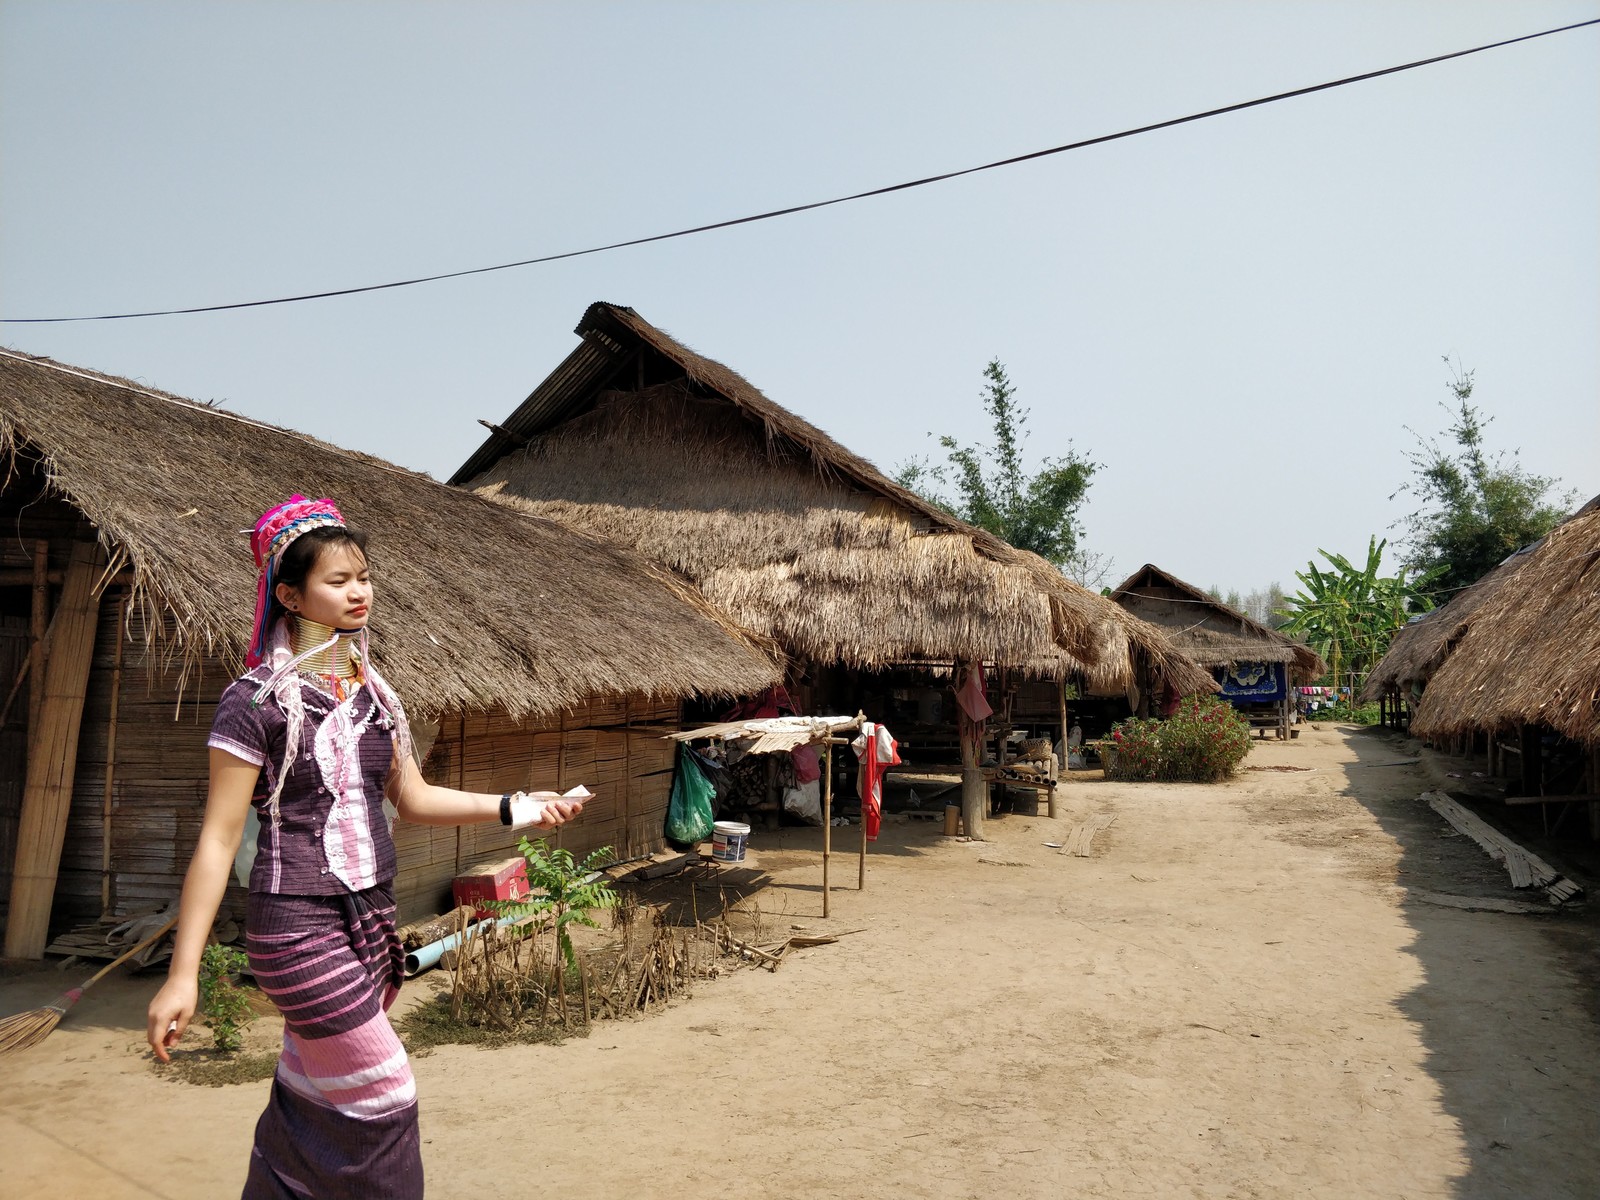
[0,913,179,1055]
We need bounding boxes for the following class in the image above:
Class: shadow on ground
[1260,725,1600,1199]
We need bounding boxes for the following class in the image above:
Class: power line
[5,16,1596,325]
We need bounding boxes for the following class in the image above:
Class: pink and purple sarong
[243,885,422,1199]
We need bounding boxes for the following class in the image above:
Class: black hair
[269,525,370,625]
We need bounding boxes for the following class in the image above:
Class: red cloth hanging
[852,721,900,841]
[955,664,993,723]
[791,744,821,784]
[721,685,794,722]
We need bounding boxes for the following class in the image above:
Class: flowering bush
[1103,695,1251,783]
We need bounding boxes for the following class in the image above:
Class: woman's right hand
[146,975,198,1063]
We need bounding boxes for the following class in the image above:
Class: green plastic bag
[665,744,716,845]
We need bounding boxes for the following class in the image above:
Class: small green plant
[490,839,619,968]
[1309,700,1381,725]
[1104,695,1252,783]
[197,943,254,1053]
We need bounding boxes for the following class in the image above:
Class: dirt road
[3,725,1597,1198]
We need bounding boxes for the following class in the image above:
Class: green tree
[1393,360,1573,594]
[895,360,1099,566]
[1280,537,1439,693]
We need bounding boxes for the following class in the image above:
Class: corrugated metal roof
[448,319,630,484]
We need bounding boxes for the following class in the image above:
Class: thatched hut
[1111,564,1326,738]
[450,304,1212,768]
[1358,544,1536,729]
[0,348,779,956]
[1407,495,1600,805]
[1356,610,1437,729]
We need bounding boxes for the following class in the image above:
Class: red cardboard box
[452,855,531,918]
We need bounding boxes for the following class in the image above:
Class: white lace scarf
[251,618,415,831]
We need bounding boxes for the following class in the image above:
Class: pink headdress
[243,496,415,840]
[246,495,346,667]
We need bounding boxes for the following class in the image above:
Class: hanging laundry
[955,664,993,723]
[721,685,795,722]
[852,721,901,842]
[791,743,821,784]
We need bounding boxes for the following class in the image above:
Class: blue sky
[3,1,1596,596]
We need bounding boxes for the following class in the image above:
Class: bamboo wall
[1,479,106,937]
[44,615,681,931]
[4,472,688,941]
[52,606,224,925]
[397,694,678,922]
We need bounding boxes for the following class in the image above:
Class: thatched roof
[1357,610,1441,701]
[1111,564,1326,684]
[1409,495,1600,744]
[1357,557,1524,703]
[0,348,781,718]
[456,303,1211,693]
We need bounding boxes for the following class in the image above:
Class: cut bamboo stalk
[958,659,986,841]
[858,796,868,891]
[6,540,105,959]
[1424,791,1581,901]
[100,594,127,915]
[1056,676,1069,802]
[821,742,832,918]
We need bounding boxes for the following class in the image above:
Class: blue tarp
[1217,661,1287,704]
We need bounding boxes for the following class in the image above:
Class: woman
[146,496,583,1198]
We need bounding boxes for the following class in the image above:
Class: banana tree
[1279,537,1439,693]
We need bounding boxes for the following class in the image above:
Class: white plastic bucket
[712,820,750,863]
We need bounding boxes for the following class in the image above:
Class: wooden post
[858,774,868,891]
[621,710,635,859]
[1589,744,1600,842]
[957,659,985,841]
[821,742,832,917]
[100,594,127,916]
[28,540,48,736]
[1520,725,1542,797]
[1056,676,1070,778]
[1047,674,1065,821]
[6,540,104,959]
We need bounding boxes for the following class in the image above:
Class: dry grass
[1360,542,1541,703]
[1111,564,1326,682]
[1411,495,1600,745]
[460,303,1214,696]
[474,385,1097,671]
[0,348,780,719]
[159,1049,279,1087]
[397,876,784,1051]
